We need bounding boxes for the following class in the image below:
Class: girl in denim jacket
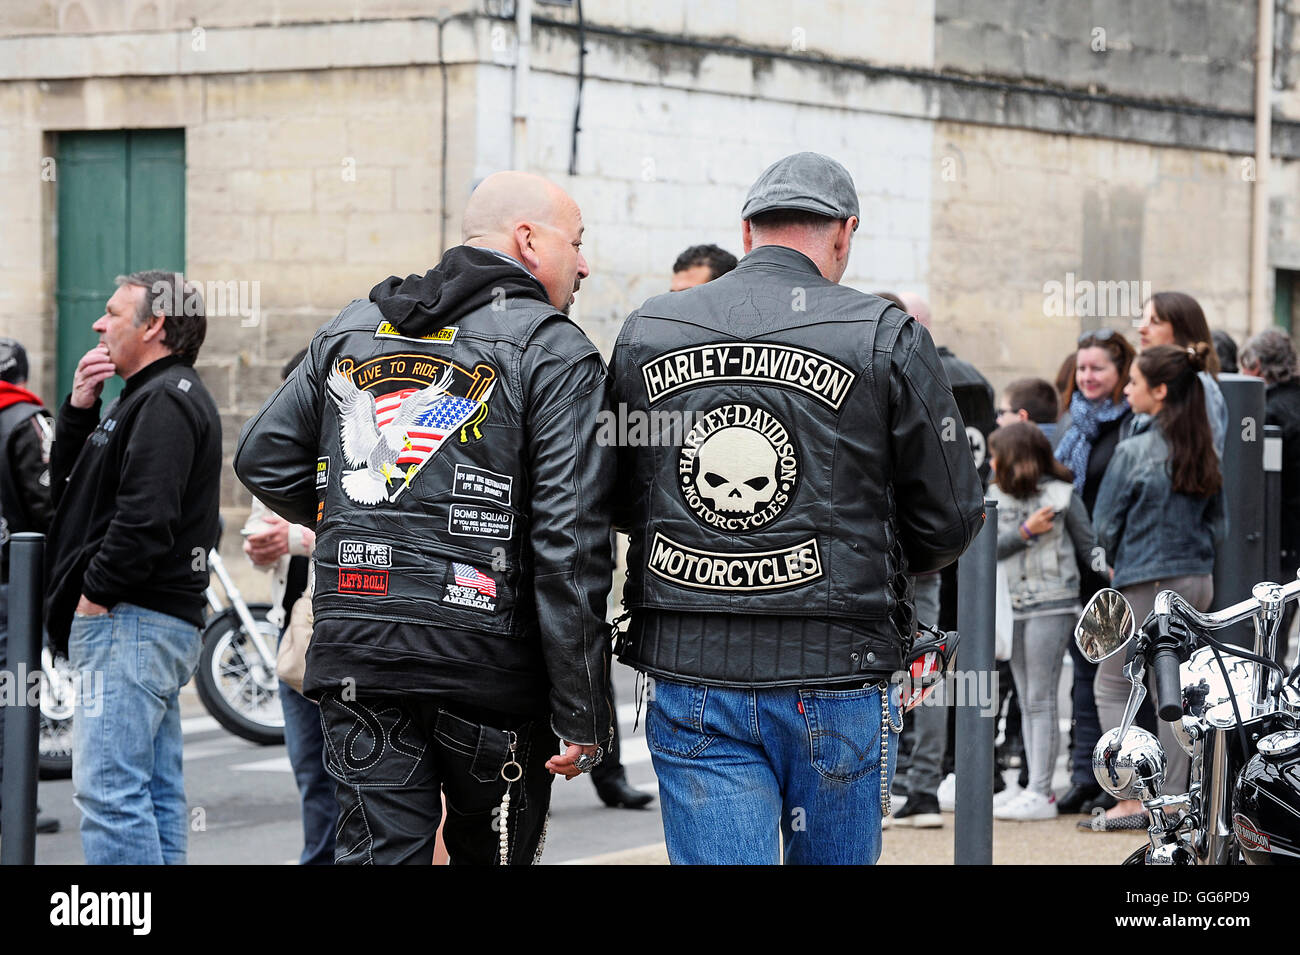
[1086,342,1225,831]
[987,422,1100,821]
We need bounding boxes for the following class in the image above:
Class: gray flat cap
[741,152,860,221]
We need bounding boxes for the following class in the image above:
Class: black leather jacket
[610,245,985,685]
[235,247,615,745]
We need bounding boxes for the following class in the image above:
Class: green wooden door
[55,129,185,406]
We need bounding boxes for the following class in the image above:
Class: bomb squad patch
[678,403,798,533]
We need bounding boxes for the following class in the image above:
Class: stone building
[2,0,1300,546]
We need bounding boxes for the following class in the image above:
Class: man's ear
[514,222,540,270]
[835,216,858,260]
[1017,409,1030,422]
[741,219,754,254]
[141,312,167,343]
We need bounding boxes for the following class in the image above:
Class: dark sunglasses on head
[1078,328,1119,346]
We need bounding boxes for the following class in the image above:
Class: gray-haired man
[45,271,221,864]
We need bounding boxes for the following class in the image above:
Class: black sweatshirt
[44,355,222,651]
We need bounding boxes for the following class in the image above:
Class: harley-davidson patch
[642,343,855,410]
[328,353,496,506]
[646,531,822,592]
[678,403,798,533]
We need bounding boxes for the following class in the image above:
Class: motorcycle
[36,647,75,779]
[194,546,284,745]
[1075,580,1300,864]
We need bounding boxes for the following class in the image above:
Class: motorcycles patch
[678,403,798,533]
[328,353,496,505]
[647,532,822,592]
[443,562,498,612]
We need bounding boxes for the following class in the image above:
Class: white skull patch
[679,403,797,532]
[695,427,778,514]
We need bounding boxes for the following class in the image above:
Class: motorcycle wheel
[194,603,285,745]
[37,649,75,780]
[1121,845,1149,865]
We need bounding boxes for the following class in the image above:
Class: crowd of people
[887,292,1300,832]
[2,148,1297,865]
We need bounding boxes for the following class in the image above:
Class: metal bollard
[1213,375,1266,649]
[954,499,996,865]
[0,533,45,865]
[1265,423,1282,587]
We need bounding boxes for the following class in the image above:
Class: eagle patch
[327,353,496,505]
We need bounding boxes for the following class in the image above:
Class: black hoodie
[369,246,552,335]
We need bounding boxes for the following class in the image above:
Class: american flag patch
[453,562,497,597]
[374,389,481,468]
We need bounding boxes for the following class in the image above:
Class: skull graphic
[695,426,779,514]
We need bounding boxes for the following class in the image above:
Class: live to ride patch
[448,503,514,540]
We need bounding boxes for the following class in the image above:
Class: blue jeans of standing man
[69,603,201,864]
[278,677,336,865]
[647,677,899,865]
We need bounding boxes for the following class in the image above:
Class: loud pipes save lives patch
[443,562,498,612]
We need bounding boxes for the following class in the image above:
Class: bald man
[236,171,615,864]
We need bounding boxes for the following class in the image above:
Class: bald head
[463,171,568,243]
[461,171,590,315]
[900,292,931,329]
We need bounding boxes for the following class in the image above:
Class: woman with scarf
[1051,329,1137,816]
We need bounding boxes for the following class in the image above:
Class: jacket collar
[123,354,186,397]
[735,244,824,277]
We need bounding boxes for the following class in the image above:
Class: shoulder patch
[374,322,457,345]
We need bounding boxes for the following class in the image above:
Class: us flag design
[374,390,481,467]
[453,562,497,597]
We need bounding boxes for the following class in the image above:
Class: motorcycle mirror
[1075,588,1136,664]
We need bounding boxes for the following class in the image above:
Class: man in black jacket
[611,153,984,864]
[0,338,60,835]
[45,271,221,864]
[235,171,614,864]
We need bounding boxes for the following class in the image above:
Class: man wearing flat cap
[609,152,984,864]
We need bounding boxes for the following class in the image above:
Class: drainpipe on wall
[1250,0,1274,334]
[513,0,532,170]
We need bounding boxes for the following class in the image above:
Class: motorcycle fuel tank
[1232,729,1300,865]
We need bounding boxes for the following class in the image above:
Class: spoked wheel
[38,648,75,779]
[195,604,284,745]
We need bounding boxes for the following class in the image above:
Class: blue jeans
[278,678,336,865]
[646,677,899,865]
[69,603,200,865]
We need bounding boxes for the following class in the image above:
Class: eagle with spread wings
[327,363,457,504]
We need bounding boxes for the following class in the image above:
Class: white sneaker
[936,773,956,812]
[993,789,1057,821]
[992,783,1023,809]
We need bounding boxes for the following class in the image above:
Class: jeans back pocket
[646,678,715,759]
[800,685,888,784]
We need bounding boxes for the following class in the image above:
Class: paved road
[25,662,667,865]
